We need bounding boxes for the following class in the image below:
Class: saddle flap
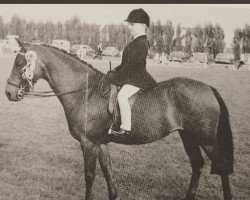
[109,84,119,114]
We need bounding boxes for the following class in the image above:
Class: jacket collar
[129,35,147,44]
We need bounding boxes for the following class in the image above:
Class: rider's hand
[106,70,116,80]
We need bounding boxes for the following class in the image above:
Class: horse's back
[111,77,220,145]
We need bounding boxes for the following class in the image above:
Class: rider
[107,8,157,135]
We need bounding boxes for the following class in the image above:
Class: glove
[106,70,116,80]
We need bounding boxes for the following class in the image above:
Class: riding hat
[125,8,150,27]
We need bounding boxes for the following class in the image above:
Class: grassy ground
[0,55,249,200]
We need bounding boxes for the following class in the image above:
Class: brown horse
[5,40,234,200]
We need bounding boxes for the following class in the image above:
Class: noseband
[7,51,37,99]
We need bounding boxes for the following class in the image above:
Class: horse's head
[5,39,45,101]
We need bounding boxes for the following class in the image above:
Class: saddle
[108,84,140,132]
[98,74,142,133]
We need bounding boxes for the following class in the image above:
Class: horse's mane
[39,44,104,75]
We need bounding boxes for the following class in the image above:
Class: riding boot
[111,128,131,136]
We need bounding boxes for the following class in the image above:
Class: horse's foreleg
[180,131,204,200]
[81,141,98,200]
[98,144,118,200]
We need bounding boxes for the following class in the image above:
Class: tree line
[0,15,250,59]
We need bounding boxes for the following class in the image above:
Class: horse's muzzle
[5,84,22,102]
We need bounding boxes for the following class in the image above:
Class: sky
[0,4,250,47]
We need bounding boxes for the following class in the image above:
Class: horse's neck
[39,48,104,112]
[36,47,110,140]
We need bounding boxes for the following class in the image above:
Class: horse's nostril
[5,90,11,99]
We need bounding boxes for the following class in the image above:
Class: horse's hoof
[184,196,195,200]
[109,195,119,200]
[109,192,118,200]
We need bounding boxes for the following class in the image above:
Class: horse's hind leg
[179,131,204,200]
[201,144,232,200]
[97,144,118,200]
[221,174,232,200]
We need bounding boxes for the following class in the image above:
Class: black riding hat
[125,8,150,27]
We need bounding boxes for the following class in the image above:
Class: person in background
[80,46,87,60]
[97,43,102,60]
[237,53,245,69]
[159,52,167,66]
[107,8,157,135]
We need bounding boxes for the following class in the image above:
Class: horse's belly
[129,92,183,144]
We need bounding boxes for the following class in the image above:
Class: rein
[26,88,86,98]
[7,78,86,98]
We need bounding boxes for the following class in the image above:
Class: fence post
[109,61,112,71]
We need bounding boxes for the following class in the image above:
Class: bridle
[7,51,37,99]
[7,51,87,99]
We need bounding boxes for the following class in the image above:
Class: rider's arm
[115,39,148,75]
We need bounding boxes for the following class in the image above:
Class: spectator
[97,44,102,59]
[237,53,245,69]
[159,52,167,65]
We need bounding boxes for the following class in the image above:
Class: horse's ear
[16,38,27,52]
[16,38,24,48]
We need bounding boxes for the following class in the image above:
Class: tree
[0,16,6,39]
[193,24,205,52]
[173,23,182,51]
[204,23,216,58]
[156,20,165,53]
[116,24,130,50]
[36,22,46,42]
[25,20,36,42]
[44,20,54,44]
[88,24,101,49]
[54,22,63,40]
[242,24,250,53]
[184,28,193,55]
[213,23,226,57]
[148,20,174,54]
[232,28,242,60]
[101,24,125,48]
[9,15,26,39]
[162,20,174,55]
[148,21,158,52]
[232,24,250,60]
[67,15,82,45]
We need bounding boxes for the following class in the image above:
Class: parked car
[190,52,207,63]
[169,51,190,62]
[32,38,42,45]
[51,39,71,53]
[102,47,120,57]
[70,44,95,58]
[215,53,234,64]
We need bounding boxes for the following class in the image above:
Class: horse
[5,40,234,200]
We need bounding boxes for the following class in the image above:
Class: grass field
[0,55,249,200]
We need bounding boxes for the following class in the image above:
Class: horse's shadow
[115,171,187,200]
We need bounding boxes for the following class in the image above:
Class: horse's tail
[210,86,234,175]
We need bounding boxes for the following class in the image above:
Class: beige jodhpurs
[117,84,140,131]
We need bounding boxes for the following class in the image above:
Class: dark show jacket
[111,35,156,89]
